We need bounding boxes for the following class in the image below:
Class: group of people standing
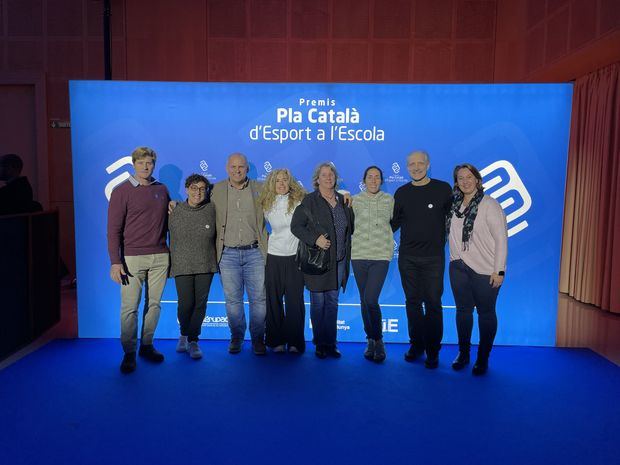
[107,147,508,376]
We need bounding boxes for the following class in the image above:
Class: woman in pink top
[446,163,508,375]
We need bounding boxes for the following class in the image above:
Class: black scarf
[446,189,484,250]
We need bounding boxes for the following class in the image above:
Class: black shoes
[364,339,376,360]
[373,340,386,363]
[424,353,439,369]
[404,344,425,362]
[363,339,386,363]
[121,345,162,373]
[228,339,243,354]
[451,352,470,371]
[315,345,340,358]
[252,340,267,356]
[120,352,136,374]
[138,345,164,363]
[325,346,341,358]
[472,358,488,376]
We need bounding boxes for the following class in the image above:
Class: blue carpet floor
[0,340,618,465]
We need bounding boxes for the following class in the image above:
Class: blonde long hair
[259,168,306,214]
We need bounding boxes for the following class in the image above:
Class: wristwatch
[498,271,505,276]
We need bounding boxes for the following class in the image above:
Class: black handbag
[295,206,330,275]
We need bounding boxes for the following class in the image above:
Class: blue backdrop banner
[70,81,572,346]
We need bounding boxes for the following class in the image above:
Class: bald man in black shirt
[392,150,452,369]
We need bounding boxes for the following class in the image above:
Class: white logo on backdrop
[104,156,133,200]
[199,160,217,182]
[480,160,531,237]
[264,161,272,173]
[202,315,228,328]
[382,318,399,333]
[336,319,350,331]
[387,161,405,184]
[358,181,366,192]
[309,318,350,331]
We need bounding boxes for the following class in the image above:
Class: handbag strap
[299,204,324,243]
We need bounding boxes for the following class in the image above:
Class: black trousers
[265,254,306,352]
[398,254,444,356]
[352,259,390,340]
[449,259,499,358]
[174,273,214,342]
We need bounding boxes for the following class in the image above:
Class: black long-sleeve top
[391,179,452,257]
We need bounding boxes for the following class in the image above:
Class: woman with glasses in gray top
[169,173,217,360]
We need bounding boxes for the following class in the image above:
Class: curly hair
[184,173,211,189]
[311,162,339,190]
[258,168,306,214]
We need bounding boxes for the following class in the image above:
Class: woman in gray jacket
[169,174,217,359]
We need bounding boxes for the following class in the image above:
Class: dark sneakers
[138,344,165,363]
[120,352,136,374]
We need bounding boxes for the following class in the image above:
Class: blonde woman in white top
[258,169,307,353]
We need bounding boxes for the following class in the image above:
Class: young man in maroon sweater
[107,147,170,374]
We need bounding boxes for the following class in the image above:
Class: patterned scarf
[446,189,484,250]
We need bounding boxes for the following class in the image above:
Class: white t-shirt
[265,194,300,256]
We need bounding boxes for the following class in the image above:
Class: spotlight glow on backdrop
[70,81,572,345]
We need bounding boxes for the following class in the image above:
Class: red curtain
[560,62,620,313]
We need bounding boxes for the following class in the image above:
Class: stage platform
[1,339,618,465]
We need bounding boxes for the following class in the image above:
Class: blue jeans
[219,247,266,342]
[310,260,345,348]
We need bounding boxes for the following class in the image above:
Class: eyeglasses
[189,186,207,193]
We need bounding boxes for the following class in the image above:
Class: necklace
[321,190,336,202]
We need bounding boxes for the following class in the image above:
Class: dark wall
[117,0,497,83]
[0,0,618,273]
